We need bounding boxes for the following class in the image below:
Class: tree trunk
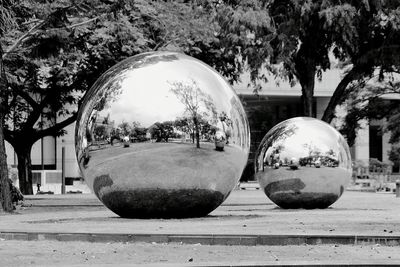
[321,67,361,123]
[193,117,200,148]
[15,146,34,195]
[300,86,314,117]
[0,111,13,212]
[295,49,316,117]
[0,44,13,212]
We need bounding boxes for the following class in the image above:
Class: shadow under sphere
[255,117,352,209]
[75,52,250,218]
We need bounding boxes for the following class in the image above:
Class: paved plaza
[1,189,400,266]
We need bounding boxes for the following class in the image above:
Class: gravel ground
[1,240,400,266]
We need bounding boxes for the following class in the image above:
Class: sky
[97,54,237,128]
[267,118,345,161]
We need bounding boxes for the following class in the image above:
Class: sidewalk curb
[1,231,400,246]
[36,262,400,267]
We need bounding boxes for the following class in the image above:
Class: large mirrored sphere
[255,117,352,209]
[75,52,250,218]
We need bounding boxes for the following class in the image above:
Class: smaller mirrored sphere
[255,117,352,209]
[75,51,250,218]
[215,131,226,151]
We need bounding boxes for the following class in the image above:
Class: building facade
[5,68,400,192]
[235,69,400,180]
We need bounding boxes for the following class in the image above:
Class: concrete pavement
[2,189,400,266]
[1,190,400,246]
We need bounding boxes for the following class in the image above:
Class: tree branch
[2,20,46,59]
[14,88,39,109]
[3,4,98,59]
[321,66,362,123]
[67,16,100,29]
[154,37,180,51]
[23,92,53,130]
[35,113,77,140]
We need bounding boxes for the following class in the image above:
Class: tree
[0,0,15,212]
[0,48,13,212]
[2,1,108,194]
[149,121,174,142]
[131,121,141,130]
[169,79,217,148]
[93,124,108,140]
[216,0,400,120]
[1,0,228,194]
[339,76,400,145]
[320,1,400,122]
[174,117,195,143]
[174,115,217,142]
[118,122,131,137]
[131,126,148,141]
[339,75,400,169]
[199,117,217,141]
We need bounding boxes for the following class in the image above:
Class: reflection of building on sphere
[75,51,250,218]
[214,131,226,151]
[255,117,352,209]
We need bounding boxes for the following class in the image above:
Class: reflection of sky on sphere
[271,119,342,160]
[98,56,234,127]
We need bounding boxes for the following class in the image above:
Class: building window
[393,163,399,173]
[369,125,382,161]
[32,164,57,170]
[65,177,82,186]
[32,172,42,185]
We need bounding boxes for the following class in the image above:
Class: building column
[354,120,370,165]
[382,130,391,163]
[56,123,81,178]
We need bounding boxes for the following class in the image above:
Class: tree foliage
[339,74,400,157]
[149,121,174,142]
[0,0,230,194]
[215,0,400,119]
[169,79,217,148]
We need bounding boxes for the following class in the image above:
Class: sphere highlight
[255,117,352,209]
[75,52,250,218]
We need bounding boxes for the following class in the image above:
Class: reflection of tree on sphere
[169,79,217,148]
[75,51,250,218]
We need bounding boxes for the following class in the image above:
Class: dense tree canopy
[0,0,229,194]
[339,73,400,169]
[215,0,400,120]
[220,0,400,173]
[149,121,174,142]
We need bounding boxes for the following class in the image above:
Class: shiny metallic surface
[75,52,250,218]
[255,117,352,209]
[214,130,226,151]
